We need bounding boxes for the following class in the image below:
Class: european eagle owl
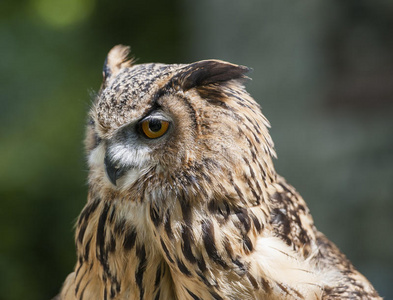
[57,45,381,300]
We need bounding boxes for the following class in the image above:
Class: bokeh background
[1,0,392,299]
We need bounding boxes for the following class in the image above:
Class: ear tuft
[179,60,250,91]
[102,45,134,86]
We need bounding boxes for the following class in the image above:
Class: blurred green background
[1,0,392,299]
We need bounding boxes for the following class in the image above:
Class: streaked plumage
[56,45,381,300]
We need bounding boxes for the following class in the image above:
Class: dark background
[1,0,392,299]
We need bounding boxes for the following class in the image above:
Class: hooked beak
[104,153,128,186]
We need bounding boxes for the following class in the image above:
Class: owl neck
[68,158,279,299]
[67,188,179,300]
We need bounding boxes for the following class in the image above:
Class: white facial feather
[88,143,106,167]
[89,141,153,189]
[108,143,150,169]
[118,168,145,189]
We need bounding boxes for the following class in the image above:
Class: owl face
[103,109,173,186]
[85,45,275,192]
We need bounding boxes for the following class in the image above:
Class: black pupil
[149,119,162,132]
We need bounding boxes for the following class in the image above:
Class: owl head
[85,45,276,201]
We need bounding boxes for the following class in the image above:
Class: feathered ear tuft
[179,60,250,91]
[101,45,134,88]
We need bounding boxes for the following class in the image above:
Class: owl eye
[140,118,170,139]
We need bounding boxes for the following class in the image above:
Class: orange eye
[141,119,170,139]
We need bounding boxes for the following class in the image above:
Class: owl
[56,45,381,300]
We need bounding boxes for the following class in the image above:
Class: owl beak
[104,153,127,186]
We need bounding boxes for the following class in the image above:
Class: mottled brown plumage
[57,45,381,300]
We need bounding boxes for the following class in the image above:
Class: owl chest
[73,196,173,300]
[147,202,258,300]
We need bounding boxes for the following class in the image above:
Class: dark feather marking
[123,226,137,250]
[208,199,230,221]
[232,258,247,275]
[84,238,91,261]
[243,235,254,253]
[243,123,261,144]
[186,289,201,300]
[108,203,116,224]
[247,273,259,289]
[197,256,207,272]
[229,174,247,205]
[202,219,228,269]
[243,157,255,179]
[197,86,227,105]
[164,210,174,240]
[250,148,257,162]
[75,266,88,295]
[236,207,251,233]
[78,198,100,226]
[271,208,291,245]
[176,258,192,276]
[150,205,161,227]
[179,94,200,131]
[210,290,224,300]
[196,271,211,286]
[276,282,290,295]
[257,160,266,178]
[238,126,251,147]
[135,245,147,300]
[201,171,213,184]
[107,235,116,252]
[75,262,83,278]
[96,215,120,299]
[96,202,110,266]
[298,204,306,212]
[223,236,234,258]
[279,183,294,195]
[271,187,315,252]
[183,173,199,191]
[181,224,197,263]
[79,279,90,300]
[244,173,261,205]
[180,199,192,226]
[110,284,116,299]
[202,157,221,170]
[187,165,210,198]
[252,130,261,144]
[290,287,304,299]
[232,96,253,110]
[245,115,261,135]
[207,200,217,213]
[154,264,162,288]
[114,218,126,235]
[198,87,245,123]
[160,238,174,263]
[223,202,231,220]
[78,223,87,244]
[271,192,283,203]
[254,178,263,196]
[260,277,271,292]
[154,291,160,300]
[250,213,262,233]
